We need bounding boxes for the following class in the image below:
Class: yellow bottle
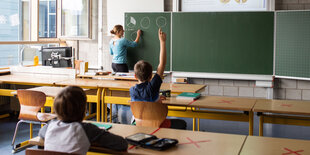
[34,56,39,66]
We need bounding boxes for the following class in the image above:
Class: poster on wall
[182,0,270,11]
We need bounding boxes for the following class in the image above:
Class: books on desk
[91,122,112,130]
[176,92,201,100]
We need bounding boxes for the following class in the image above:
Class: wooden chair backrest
[25,149,78,155]
[130,101,168,127]
[17,89,46,121]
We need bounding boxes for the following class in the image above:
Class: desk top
[11,86,65,97]
[77,74,137,81]
[253,99,310,115]
[57,78,205,93]
[165,96,256,111]
[31,121,245,155]
[193,96,256,111]
[0,74,70,86]
[55,78,100,88]
[240,136,310,155]
[110,123,246,155]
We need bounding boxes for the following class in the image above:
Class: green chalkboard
[172,12,274,75]
[275,11,310,78]
[125,13,171,71]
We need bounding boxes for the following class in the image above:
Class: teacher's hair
[110,25,123,34]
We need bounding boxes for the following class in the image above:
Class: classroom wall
[76,0,310,101]
[275,0,310,10]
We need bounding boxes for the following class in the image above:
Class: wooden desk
[164,96,256,135]
[30,121,246,155]
[97,80,205,93]
[240,135,310,155]
[55,78,101,89]
[0,74,70,86]
[131,127,246,155]
[13,86,101,121]
[77,74,137,81]
[100,82,206,126]
[253,99,310,136]
[55,79,104,121]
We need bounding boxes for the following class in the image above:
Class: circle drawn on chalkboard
[130,31,137,41]
[235,0,247,3]
[140,17,151,29]
[126,16,136,28]
[220,0,230,4]
[156,16,167,28]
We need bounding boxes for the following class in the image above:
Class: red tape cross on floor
[179,137,211,148]
[217,100,234,104]
[283,147,304,155]
[128,128,161,150]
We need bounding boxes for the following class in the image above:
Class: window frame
[59,0,92,40]
[38,0,58,39]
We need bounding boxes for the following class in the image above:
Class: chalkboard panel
[275,11,310,79]
[172,12,274,75]
[125,13,171,71]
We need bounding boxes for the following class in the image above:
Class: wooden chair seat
[130,101,168,127]
[37,113,57,122]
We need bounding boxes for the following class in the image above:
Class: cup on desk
[75,60,88,75]
[80,62,88,75]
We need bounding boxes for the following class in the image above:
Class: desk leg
[41,107,45,128]
[101,88,107,122]
[193,118,196,131]
[197,118,200,131]
[110,91,113,123]
[193,107,196,131]
[29,123,33,139]
[110,104,113,123]
[249,111,253,136]
[197,108,200,131]
[259,115,264,136]
[96,88,102,122]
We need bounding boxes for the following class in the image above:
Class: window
[0,0,30,66]
[39,0,57,38]
[61,0,90,38]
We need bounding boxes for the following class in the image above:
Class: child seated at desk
[38,86,127,154]
[129,29,187,129]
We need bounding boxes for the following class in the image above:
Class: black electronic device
[126,133,178,151]
[41,47,73,68]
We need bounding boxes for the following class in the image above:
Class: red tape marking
[128,128,161,150]
[217,100,234,104]
[282,147,304,155]
[188,100,197,106]
[281,104,293,107]
[178,137,211,148]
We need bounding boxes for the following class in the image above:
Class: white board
[107,0,164,35]
[181,0,274,11]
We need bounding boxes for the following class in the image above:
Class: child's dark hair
[110,25,123,34]
[134,60,153,82]
[54,86,86,122]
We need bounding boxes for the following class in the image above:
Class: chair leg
[11,120,24,149]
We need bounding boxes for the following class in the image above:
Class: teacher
[109,25,142,72]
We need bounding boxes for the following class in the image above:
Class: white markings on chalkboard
[130,31,137,41]
[156,16,167,28]
[140,17,151,29]
[126,16,136,28]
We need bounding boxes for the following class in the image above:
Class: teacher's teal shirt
[109,38,138,64]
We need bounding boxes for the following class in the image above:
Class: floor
[1,111,310,154]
